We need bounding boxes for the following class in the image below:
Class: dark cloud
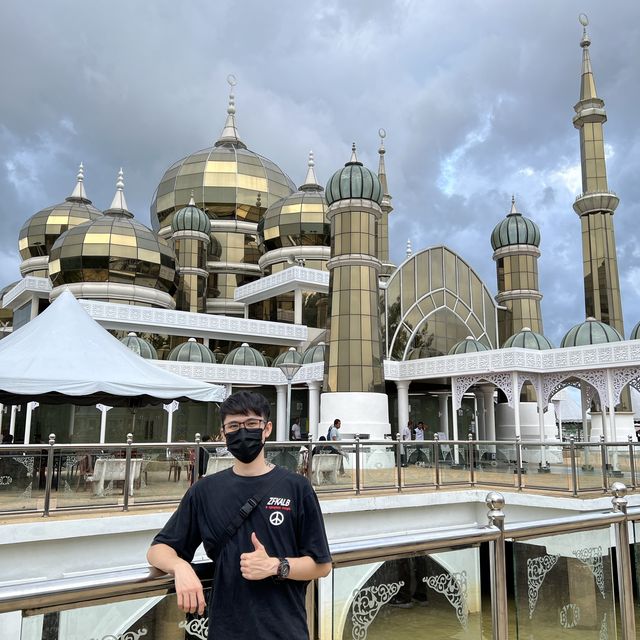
[1,0,639,345]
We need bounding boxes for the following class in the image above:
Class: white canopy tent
[0,290,226,407]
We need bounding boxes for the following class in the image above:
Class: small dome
[491,197,540,251]
[302,341,326,365]
[168,338,215,363]
[48,170,178,298]
[273,347,303,367]
[448,336,489,355]
[503,327,554,349]
[260,153,329,252]
[120,332,158,359]
[171,195,211,235]
[561,318,623,347]
[325,144,383,206]
[630,321,640,341]
[19,164,102,261]
[223,343,267,366]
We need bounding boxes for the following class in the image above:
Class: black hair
[333,418,341,426]
[319,435,327,441]
[201,434,213,442]
[219,391,271,423]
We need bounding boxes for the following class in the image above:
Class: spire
[348,142,359,164]
[216,74,246,148]
[188,190,196,207]
[578,14,598,101]
[377,128,390,196]
[508,194,519,216]
[406,238,412,258]
[68,162,90,202]
[105,168,133,217]
[300,150,322,191]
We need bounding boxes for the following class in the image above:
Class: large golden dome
[49,171,178,298]
[18,164,102,261]
[150,87,295,232]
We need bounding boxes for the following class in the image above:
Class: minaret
[171,192,211,313]
[377,128,395,280]
[572,14,623,333]
[319,144,390,438]
[491,196,543,344]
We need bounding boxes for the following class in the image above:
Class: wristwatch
[275,557,290,580]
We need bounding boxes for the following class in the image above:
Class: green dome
[302,341,326,365]
[630,321,640,340]
[448,337,489,355]
[491,199,540,251]
[273,348,303,367]
[561,318,623,347]
[120,332,158,359]
[503,327,553,349]
[171,196,211,235]
[325,145,382,206]
[223,343,267,366]
[168,338,214,363]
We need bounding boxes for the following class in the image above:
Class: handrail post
[515,436,523,490]
[468,434,476,487]
[433,434,440,488]
[600,435,608,493]
[194,433,201,484]
[123,433,133,512]
[43,433,56,517]
[569,436,578,497]
[627,435,636,489]
[395,433,402,492]
[354,435,361,495]
[306,434,313,484]
[486,492,508,640]
[611,482,636,640]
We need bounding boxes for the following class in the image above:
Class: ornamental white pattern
[0,475,12,486]
[599,612,608,640]
[610,367,640,406]
[178,617,209,640]
[454,373,513,410]
[559,603,580,628]
[89,629,147,640]
[351,581,403,640]
[423,571,468,628]
[572,546,605,598]
[527,554,559,619]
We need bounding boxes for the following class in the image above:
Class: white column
[606,370,617,442]
[307,381,321,437]
[0,403,3,433]
[294,289,303,325]
[97,404,113,444]
[24,402,39,445]
[537,396,547,466]
[474,392,485,439]
[436,393,449,436]
[396,381,410,434]
[163,401,179,443]
[512,373,521,439]
[580,383,590,440]
[481,386,496,441]
[276,385,287,441]
[9,405,18,437]
[68,405,76,439]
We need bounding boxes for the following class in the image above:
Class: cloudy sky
[1,0,639,344]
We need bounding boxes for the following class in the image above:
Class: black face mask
[225,428,265,464]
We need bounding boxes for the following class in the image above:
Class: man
[328,418,341,441]
[290,417,302,441]
[400,421,412,467]
[414,422,425,441]
[147,391,332,640]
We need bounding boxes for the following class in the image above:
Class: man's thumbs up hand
[240,531,278,580]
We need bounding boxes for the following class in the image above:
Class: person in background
[197,434,213,479]
[1,432,14,444]
[290,417,301,441]
[328,418,341,441]
[414,422,425,441]
[400,421,412,467]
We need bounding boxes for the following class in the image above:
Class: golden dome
[259,151,329,252]
[18,163,102,260]
[150,86,295,232]
[49,170,178,296]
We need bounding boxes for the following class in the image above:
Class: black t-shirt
[152,466,331,640]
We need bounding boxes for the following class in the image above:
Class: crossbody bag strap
[216,465,287,555]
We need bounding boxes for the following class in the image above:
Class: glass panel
[437,441,470,486]
[402,442,436,488]
[360,440,398,491]
[512,527,616,640]
[331,547,483,639]
[574,443,603,492]
[604,445,633,490]
[20,569,214,640]
[474,442,518,487]
[519,444,572,492]
[0,445,39,513]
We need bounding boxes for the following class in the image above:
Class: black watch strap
[276,557,290,580]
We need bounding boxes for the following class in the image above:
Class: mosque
[1,17,639,448]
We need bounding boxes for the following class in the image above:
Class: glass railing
[4,435,640,515]
[2,486,639,639]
